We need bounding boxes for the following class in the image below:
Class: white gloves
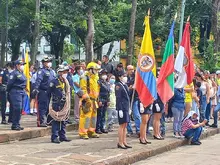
[155,103,160,112]
[119,110,123,118]
[140,103,144,113]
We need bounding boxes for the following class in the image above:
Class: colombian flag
[22,48,30,114]
[135,16,157,107]
[157,21,175,104]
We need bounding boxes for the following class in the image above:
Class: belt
[90,98,97,101]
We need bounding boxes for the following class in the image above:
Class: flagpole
[178,0,186,46]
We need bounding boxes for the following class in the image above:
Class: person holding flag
[135,10,157,145]
[23,48,31,115]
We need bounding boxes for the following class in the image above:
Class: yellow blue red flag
[135,16,157,107]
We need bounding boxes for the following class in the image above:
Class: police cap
[42,56,52,62]
[14,60,26,65]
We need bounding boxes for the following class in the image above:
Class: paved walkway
[134,134,220,165]
[0,115,219,165]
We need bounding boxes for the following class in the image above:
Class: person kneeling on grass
[181,111,207,145]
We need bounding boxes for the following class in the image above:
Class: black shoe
[117,143,127,149]
[11,127,24,131]
[145,140,152,144]
[197,141,202,144]
[191,141,201,145]
[39,123,47,127]
[153,135,164,140]
[51,138,60,144]
[96,130,103,134]
[124,144,132,148]
[101,129,108,134]
[139,139,147,145]
[205,123,210,127]
[60,138,71,142]
[1,120,7,124]
[210,124,218,128]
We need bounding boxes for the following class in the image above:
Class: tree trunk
[0,28,6,67]
[106,41,114,57]
[96,46,103,60]
[30,0,40,65]
[212,0,220,52]
[127,0,137,65]
[85,7,95,63]
[11,38,21,61]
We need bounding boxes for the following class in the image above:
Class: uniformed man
[7,60,27,130]
[0,62,14,124]
[32,56,55,127]
[96,69,110,134]
[79,62,100,139]
[48,65,71,143]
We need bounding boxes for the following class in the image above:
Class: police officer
[0,62,14,124]
[32,56,55,127]
[48,65,71,143]
[7,60,27,130]
[96,69,110,134]
[115,70,132,149]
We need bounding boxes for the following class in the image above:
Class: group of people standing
[0,55,220,147]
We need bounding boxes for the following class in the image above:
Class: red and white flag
[174,21,195,88]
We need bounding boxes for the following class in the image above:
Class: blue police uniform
[48,77,68,142]
[34,67,55,125]
[96,79,110,133]
[0,69,9,122]
[115,81,130,125]
[7,69,27,129]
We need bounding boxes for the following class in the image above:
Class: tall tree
[127,0,137,65]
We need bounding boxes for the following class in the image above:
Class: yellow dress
[184,83,194,103]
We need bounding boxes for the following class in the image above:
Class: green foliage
[198,40,220,72]
[63,41,75,62]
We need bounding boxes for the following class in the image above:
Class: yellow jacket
[80,72,100,100]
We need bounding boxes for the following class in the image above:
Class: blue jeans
[205,100,212,122]
[200,95,207,121]
[96,102,108,131]
[183,127,203,142]
[160,112,166,135]
[127,100,141,134]
[213,102,220,126]
[192,100,200,120]
[172,107,184,133]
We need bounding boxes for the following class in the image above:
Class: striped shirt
[182,119,193,135]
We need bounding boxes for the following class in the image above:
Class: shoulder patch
[10,75,14,79]
[38,70,42,75]
[116,85,120,90]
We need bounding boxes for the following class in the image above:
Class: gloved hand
[140,103,144,113]
[81,99,91,114]
[32,89,39,98]
[119,110,123,118]
[155,103,160,112]
[129,108,132,115]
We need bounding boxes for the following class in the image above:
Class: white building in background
[11,35,120,62]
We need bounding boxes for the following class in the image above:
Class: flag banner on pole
[174,21,195,88]
[135,16,157,108]
[23,47,30,114]
[157,21,175,104]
